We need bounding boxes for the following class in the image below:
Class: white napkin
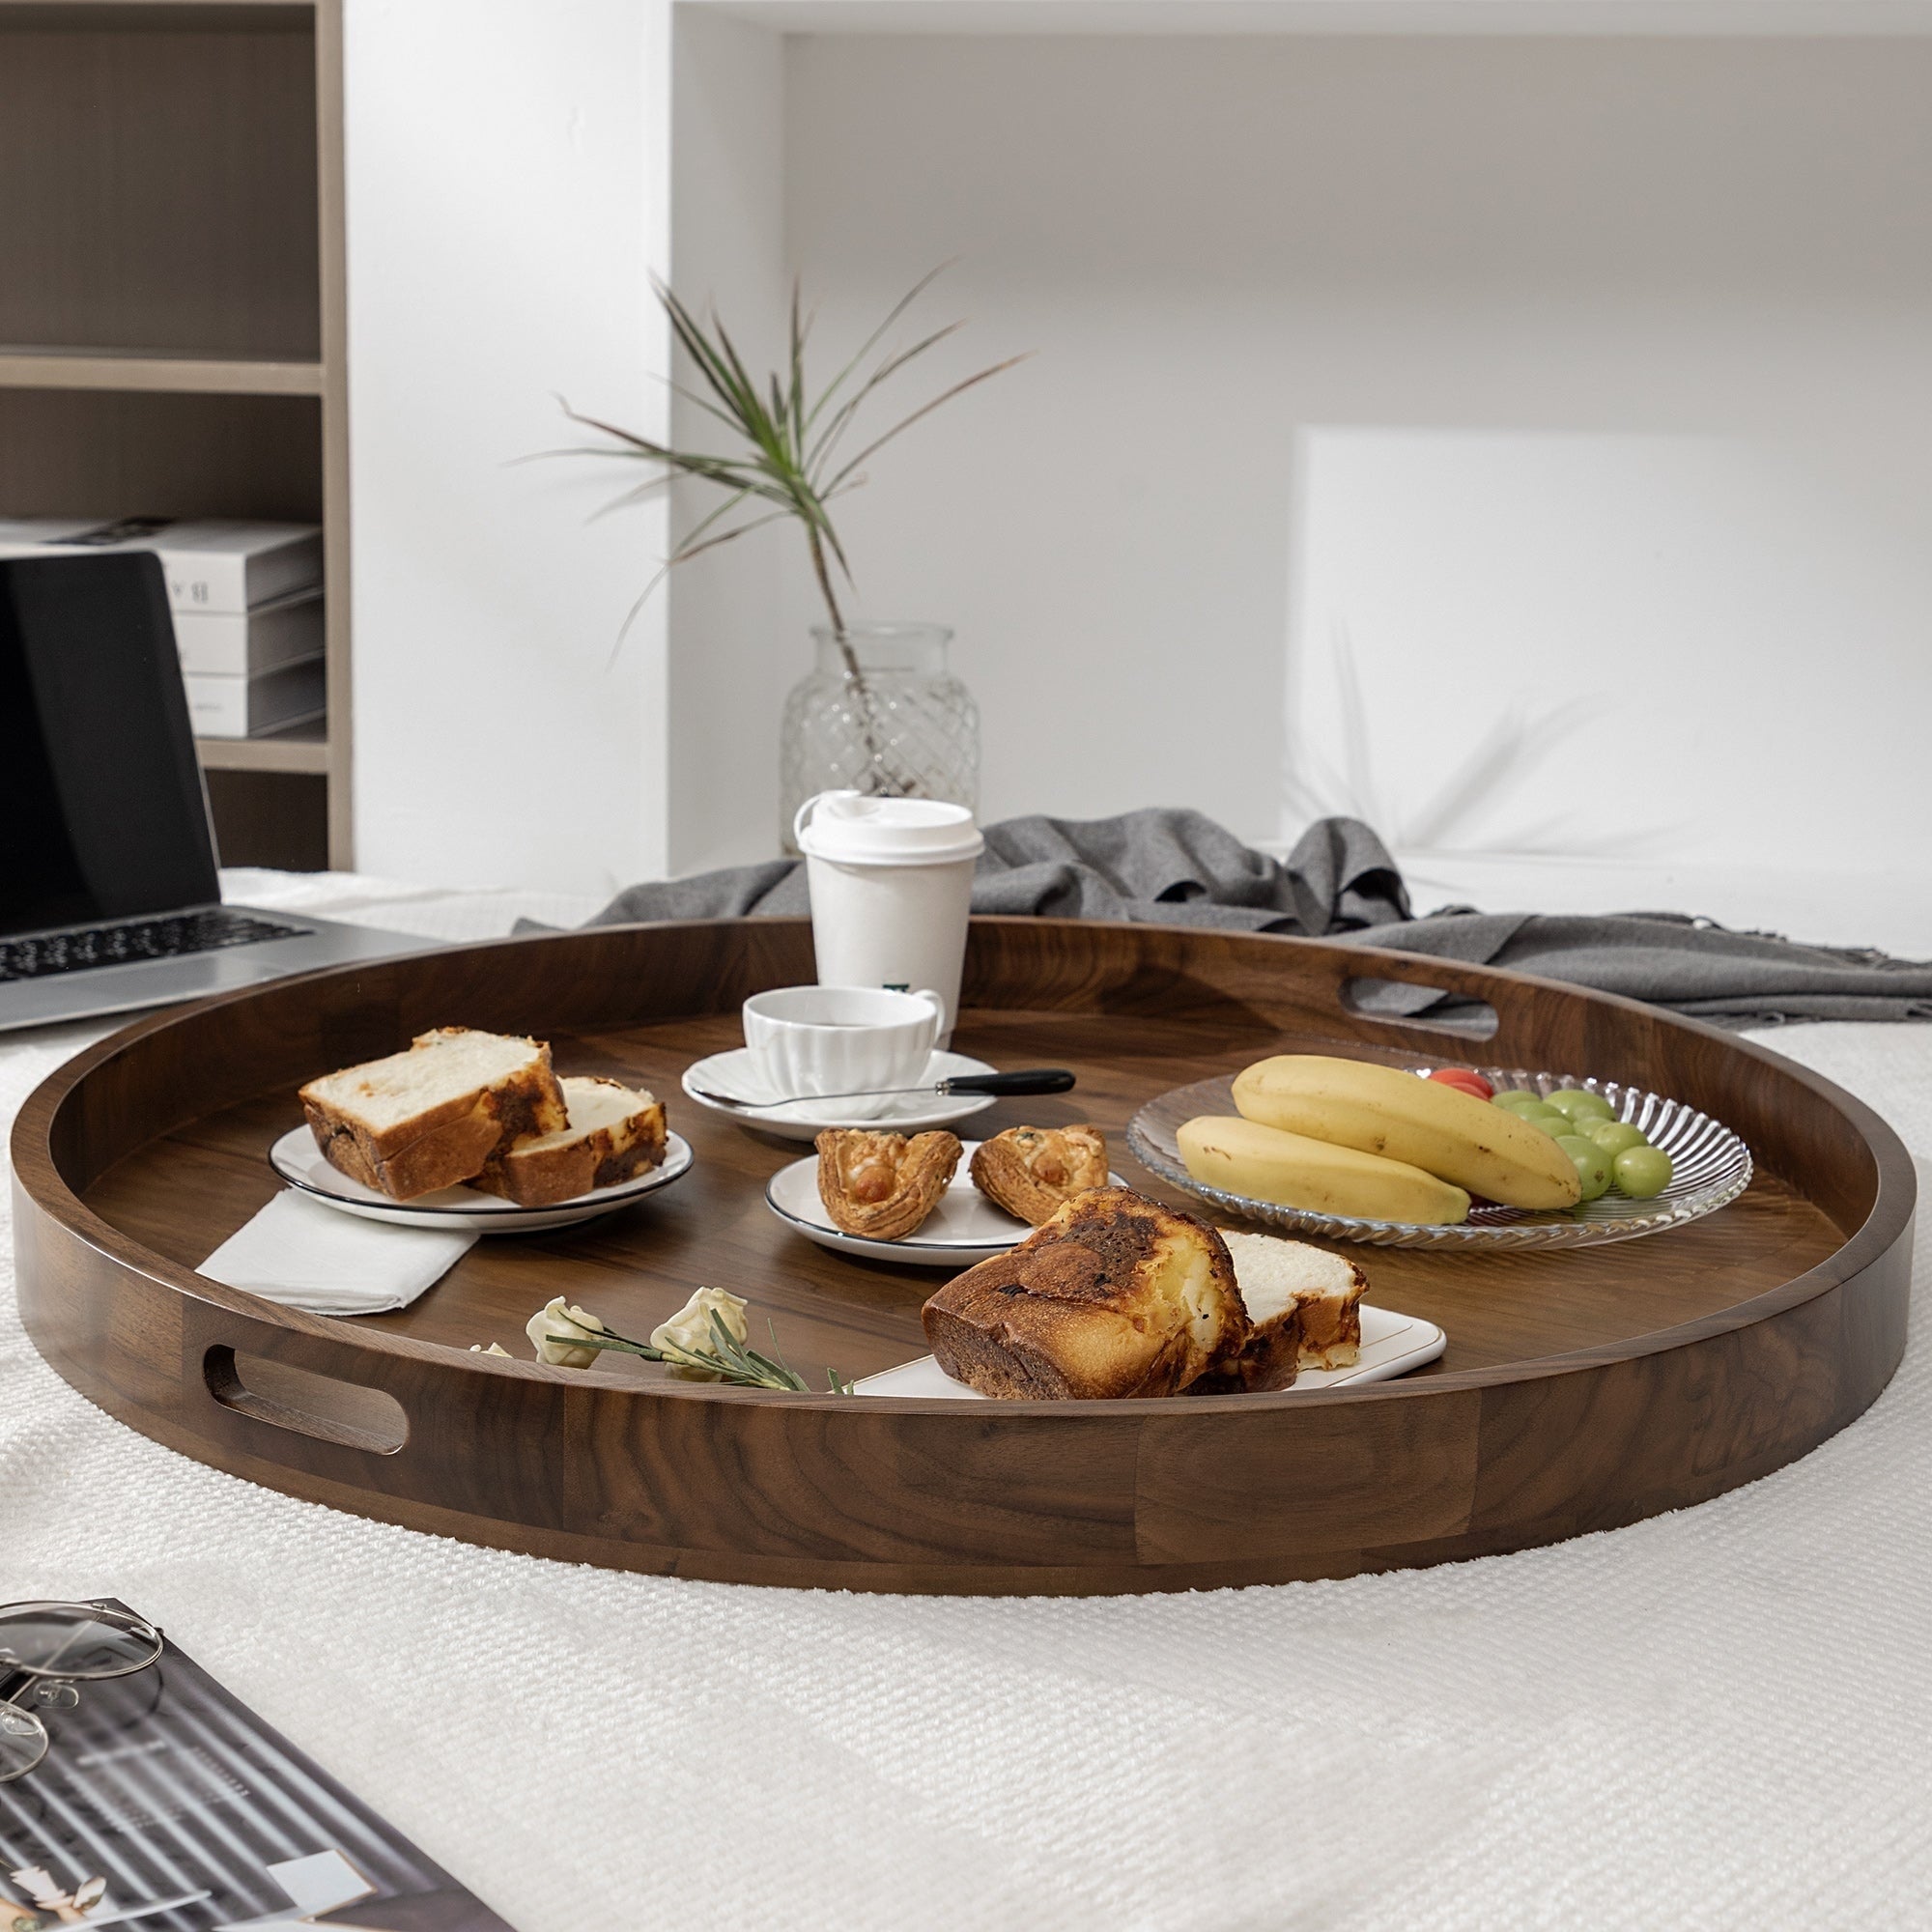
[199,1188,476,1316]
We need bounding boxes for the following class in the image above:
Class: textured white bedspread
[3,872,1927,1932]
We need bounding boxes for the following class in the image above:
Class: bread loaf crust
[471,1078,668,1207]
[922,1187,1249,1400]
[1295,1256,1368,1369]
[298,1028,567,1201]
[1187,1302,1304,1393]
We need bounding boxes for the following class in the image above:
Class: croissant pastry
[815,1128,963,1239]
[969,1124,1110,1225]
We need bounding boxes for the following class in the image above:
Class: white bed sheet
[2,871,1926,1932]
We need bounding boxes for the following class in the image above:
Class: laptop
[2,553,427,1033]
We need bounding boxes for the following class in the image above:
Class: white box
[0,517,323,613]
[185,656,326,739]
[172,588,325,678]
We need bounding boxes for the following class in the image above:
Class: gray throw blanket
[569,810,1932,1028]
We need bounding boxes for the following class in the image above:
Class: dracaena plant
[559,268,1024,786]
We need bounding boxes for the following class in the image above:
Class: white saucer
[855,1304,1446,1398]
[681,1047,1002,1142]
[269,1125,696,1233]
[766,1143,1127,1265]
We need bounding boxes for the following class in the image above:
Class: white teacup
[742,985,947,1116]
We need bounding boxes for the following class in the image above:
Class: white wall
[344,13,1932,949]
[757,32,1932,940]
[343,0,672,896]
[668,10,792,874]
[1290,427,1932,947]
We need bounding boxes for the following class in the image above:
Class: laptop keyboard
[0,908,311,983]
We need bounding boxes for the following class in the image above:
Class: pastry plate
[1128,1067,1753,1251]
[856,1303,1447,1398]
[681,1047,1001,1140]
[269,1125,696,1233]
[767,1142,1128,1265]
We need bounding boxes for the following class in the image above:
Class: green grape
[1557,1134,1613,1201]
[1585,1121,1647,1157]
[1613,1146,1673,1198]
[1517,1107,1570,1135]
[1547,1089,1615,1123]
[1492,1091,1545,1113]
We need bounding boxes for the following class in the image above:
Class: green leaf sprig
[548,1310,856,1397]
[553,268,1025,793]
[563,266,1025,643]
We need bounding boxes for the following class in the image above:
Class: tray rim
[11,916,1912,1413]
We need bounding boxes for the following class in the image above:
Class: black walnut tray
[11,918,1915,1596]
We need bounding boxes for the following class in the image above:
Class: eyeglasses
[0,1602,164,1783]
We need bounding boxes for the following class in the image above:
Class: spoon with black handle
[689,1067,1076,1113]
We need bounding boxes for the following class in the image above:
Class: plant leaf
[669,506,793,567]
[803,260,956,435]
[805,320,968,474]
[555,265,1022,650]
[823,354,1032,497]
[788,278,810,464]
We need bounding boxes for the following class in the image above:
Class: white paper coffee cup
[794,791,984,1046]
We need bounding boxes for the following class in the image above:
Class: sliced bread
[299,1027,567,1201]
[1218,1231,1368,1373]
[1187,1255,1304,1394]
[922,1188,1249,1400]
[472,1075,668,1207]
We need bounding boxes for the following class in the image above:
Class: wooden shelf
[0,0,351,869]
[0,4,312,26]
[196,726,328,775]
[0,348,325,395]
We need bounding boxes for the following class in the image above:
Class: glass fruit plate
[1126,1068,1754,1251]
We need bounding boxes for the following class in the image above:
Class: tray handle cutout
[1339,976,1500,1040]
[204,1347,409,1456]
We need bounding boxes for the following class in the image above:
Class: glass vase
[780,623,980,853]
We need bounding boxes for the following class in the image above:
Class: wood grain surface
[11,917,1917,1594]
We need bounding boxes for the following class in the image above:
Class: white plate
[268,1125,696,1233]
[682,1046,1002,1141]
[766,1142,1128,1265]
[856,1303,1446,1399]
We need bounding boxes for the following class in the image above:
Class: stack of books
[0,517,325,738]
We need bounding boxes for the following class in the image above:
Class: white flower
[650,1287,749,1380]
[526,1297,610,1368]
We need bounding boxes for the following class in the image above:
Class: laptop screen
[1,554,219,937]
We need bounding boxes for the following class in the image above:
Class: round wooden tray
[12,918,1915,1596]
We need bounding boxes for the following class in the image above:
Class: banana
[1231,1054,1582,1210]
[1179,1115,1472,1224]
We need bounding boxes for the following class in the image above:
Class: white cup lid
[794,790,984,867]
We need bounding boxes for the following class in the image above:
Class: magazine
[0,1604,512,1931]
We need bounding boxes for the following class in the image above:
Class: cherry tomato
[1428,1067,1493,1100]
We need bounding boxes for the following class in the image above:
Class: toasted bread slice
[472,1075,668,1207]
[922,1186,1249,1400]
[1219,1232,1367,1372]
[1186,1237,1305,1393]
[816,1129,963,1239]
[299,1027,567,1201]
[969,1124,1110,1225]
